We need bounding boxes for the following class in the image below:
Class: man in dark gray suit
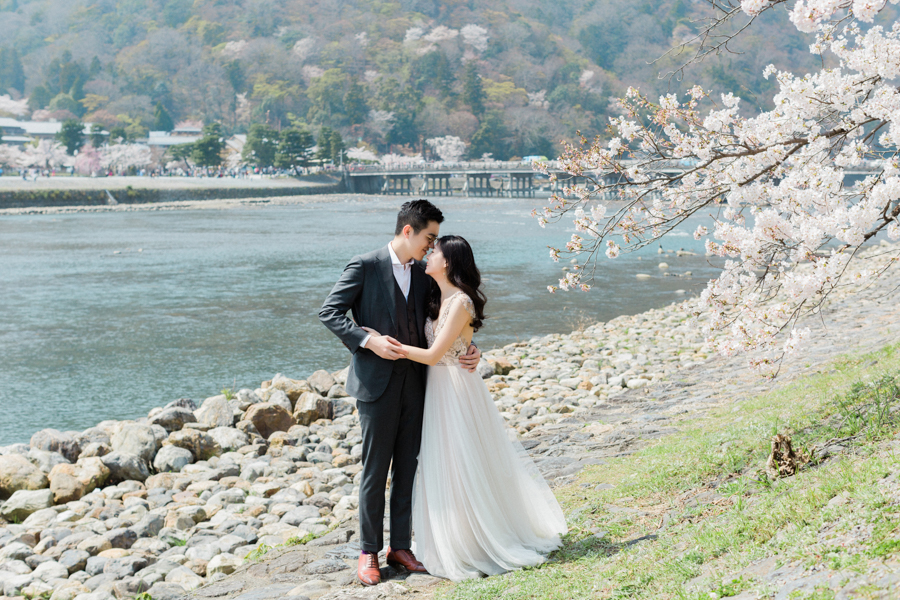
[319,200,481,585]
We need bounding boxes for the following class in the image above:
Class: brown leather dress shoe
[357,551,381,586]
[386,547,428,573]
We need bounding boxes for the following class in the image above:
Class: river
[0,194,718,445]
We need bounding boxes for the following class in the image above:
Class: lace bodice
[424,291,476,366]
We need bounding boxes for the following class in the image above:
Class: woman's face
[425,244,447,277]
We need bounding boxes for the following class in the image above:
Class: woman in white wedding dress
[366,235,566,581]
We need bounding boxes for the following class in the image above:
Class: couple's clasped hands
[362,326,481,372]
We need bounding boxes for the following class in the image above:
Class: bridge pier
[384,174,413,195]
[466,174,494,197]
[508,173,534,197]
[424,174,452,196]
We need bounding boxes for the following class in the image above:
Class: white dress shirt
[360,242,414,349]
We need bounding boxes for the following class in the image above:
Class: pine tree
[152,102,175,132]
[463,63,486,116]
[275,127,315,173]
[0,47,25,95]
[191,122,225,167]
[242,123,279,167]
[57,119,85,155]
[344,77,368,126]
[316,127,333,162]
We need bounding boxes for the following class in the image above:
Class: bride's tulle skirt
[412,364,567,581]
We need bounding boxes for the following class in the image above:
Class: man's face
[408,221,440,261]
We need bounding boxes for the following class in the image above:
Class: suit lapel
[376,247,398,331]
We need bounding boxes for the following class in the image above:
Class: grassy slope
[437,344,900,599]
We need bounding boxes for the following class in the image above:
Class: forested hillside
[0,0,822,159]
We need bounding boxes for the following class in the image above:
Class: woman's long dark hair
[427,235,487,331]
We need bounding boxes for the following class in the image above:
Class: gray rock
[0,489,54,521]
[26,448,70,473]
[265,389,292,413]
[149,407,198,432]
[31,559,68,581]
[78,442,112,459]
[110,424,164,465]
[0,541,35,561]
[85,556,108,576]
[104,527,137,549]
[476,358,495,379]
[303,558,349,575]
[101,452,150,483]
[153,445,194,473]
[195,395,234,428]
[103,556,149,579]
[208,427,250,452]
[163,398,198,411]
[59,549,91,574]
[0,453,49,499]
[75,428,111,448]
[293,393,333,426]
[281,505,321,525]
[145,582,190,600]
[30,429,81,463]
[131,513,165,538]
[307,370,336,395]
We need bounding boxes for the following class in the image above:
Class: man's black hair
[395,199,444,235]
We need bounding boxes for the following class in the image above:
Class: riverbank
[0,241,898,600]
[0,175,343,211]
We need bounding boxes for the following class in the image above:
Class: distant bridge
[341,160,885,197]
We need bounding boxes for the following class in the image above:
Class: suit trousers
[356,360,426,553]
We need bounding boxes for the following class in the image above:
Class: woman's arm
[402,301,472,366]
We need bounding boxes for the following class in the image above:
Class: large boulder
[293,392,333,426]
[0,489,54,521]
[263,389,292,413]
[74,427,111,448]
[111,424,166,465]
[194,395,234,428]
[270,375,312,407]
[164,429,221,461]
[148,407,197,433]
[30,429,81,463]
[153,446,193,473]
[244,403,294,439]
[0,454,49,499]
[163,398,198,411]
[207,427,249,452]
[48,458,110,503]
[26,448,70,473]
[307,370,336,395]
[101,452,150,483]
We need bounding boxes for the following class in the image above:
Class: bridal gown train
[412,292,567,581]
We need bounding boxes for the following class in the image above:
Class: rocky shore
[1,240,898,600]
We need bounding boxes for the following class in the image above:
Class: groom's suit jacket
[319,245,430,403]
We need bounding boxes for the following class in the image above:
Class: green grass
[437,344,900,600]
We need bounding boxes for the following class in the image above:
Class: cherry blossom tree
[539,0,900,374]
[20,140,72,170]
[101,144,152,173]
[0,94,28,117]
[426,136,467,162]
[0,144,24,168]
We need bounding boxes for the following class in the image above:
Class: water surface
[0,195,716,444]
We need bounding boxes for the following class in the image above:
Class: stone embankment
[1,241,898,600]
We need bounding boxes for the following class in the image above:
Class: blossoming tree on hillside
[540,0,900,374]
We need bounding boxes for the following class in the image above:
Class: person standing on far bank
[319,200,482,586]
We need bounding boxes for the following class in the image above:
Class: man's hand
[365,331,408,360]
[458,343,481,373]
